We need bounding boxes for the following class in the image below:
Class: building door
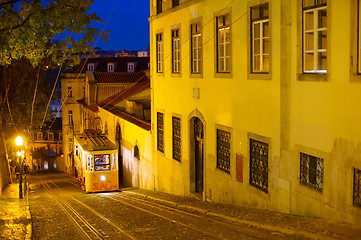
[116,123,123,186]
[194,117,204,194]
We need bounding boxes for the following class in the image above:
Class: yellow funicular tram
[74,132,118,192]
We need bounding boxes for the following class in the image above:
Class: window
[156,33,163,73]
[172,117,181,161]
[48,132,54,140]
[157,112,164,153]
[358,0,361,73]
[250,139,268,193]
[37,132,43,140]
[67,87,72,98]
[172,0,179,7]
[94,154,111,171]
[157,0,162,14]
[300,152,324,192]
[303,0,327,73]
[216,15,231,73]
[87,155,93,171]
[68,110,74,127]
[128,62,135,72]
[172,29,181,73]
[354,168,361,208]
[107,63,114,72]
[87,63,94,71]
[251,4,269,73]
[134,145,140,159]
[217,129,231,174]
[191,22,202,73]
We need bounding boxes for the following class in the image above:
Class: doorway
[190,117,204,195]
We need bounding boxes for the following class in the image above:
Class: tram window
[94,154,111,171]
[87,155,93,171]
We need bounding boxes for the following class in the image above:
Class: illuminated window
[128,62,135,72]
[303,0,327,73]
[94,154,111,171]
[156,33,163,73]
[191,22,202,73]
[251,4,269,73]
[157,112,164,153]
[300,152,324,192]
[250,138,269,193]
[87,63,94,71]
[172,117,181,161]
[217,129,231,174]
[107,63,114,72]
[217,14,231,73]
[172,29,181,73]
[37,132,43,140]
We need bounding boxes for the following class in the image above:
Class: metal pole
[19,156,23,199]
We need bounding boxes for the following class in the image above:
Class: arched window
[134,145,139,160]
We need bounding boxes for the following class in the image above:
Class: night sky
[90,0,150,51]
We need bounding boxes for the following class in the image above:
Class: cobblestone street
[22,172,361,239]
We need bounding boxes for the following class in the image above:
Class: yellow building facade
[150,0,361,224]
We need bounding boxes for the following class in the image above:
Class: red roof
[94,71,147,84]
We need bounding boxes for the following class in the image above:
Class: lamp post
[15,136,24,199]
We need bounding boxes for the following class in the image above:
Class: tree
[0,0,108,189]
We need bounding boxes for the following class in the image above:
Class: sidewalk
[0,179,31,240]
[125,188,361,240]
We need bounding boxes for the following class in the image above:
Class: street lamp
[15,136,24,199]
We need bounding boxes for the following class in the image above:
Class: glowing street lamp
[15,136,24,199]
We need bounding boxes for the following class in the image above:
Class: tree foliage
[0,0,108,66]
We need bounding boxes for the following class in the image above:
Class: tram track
[41,178,136,240]
[105,193,272,240]
[41,181,106,240]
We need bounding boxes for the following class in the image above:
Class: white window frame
[172,29,181,73]
[192,22,202,74]
[217,15,231,73]
[157,33,163,73]
[303,5,327,73]
[251,4,269,73]
[127,62,134,72]
[107,63,114,72]
[87,63,94,72]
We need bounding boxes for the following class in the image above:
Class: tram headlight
[100,175,106,181]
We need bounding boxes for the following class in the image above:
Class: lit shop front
[74,133,118,192]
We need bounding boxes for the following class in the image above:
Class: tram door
[116,123,123,186]
[194,117,204,194]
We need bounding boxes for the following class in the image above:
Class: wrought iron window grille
[300,152,324,192]
[157,112,164,153]
[354,168,361,208]
[216,129,231,174]
[249,138,269,193]
[172,117,181,161]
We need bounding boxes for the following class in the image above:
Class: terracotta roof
[71,56,150,73]
[94,71,147,84]
[98,77,150,106]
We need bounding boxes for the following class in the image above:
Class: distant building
[26,119,63,171]
[61,57,150,178]
[49,98,62,119]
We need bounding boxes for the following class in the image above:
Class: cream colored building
[149,0,361,224]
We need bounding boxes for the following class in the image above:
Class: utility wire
[49,0,120,129]
[30,62,41,130]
